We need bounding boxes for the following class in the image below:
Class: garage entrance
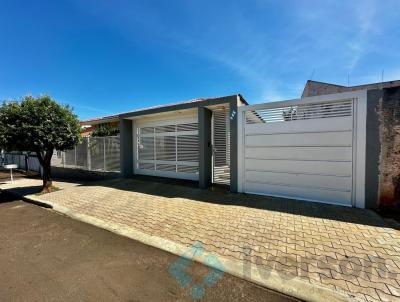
[239,97,356,206]
[134,116,199,181]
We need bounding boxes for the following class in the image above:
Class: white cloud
[68,0,400,103]
[347,0,378,72]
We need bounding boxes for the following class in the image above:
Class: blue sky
[1,0,399,120]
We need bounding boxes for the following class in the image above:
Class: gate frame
[237,90,367,208]
[211,107,231,185]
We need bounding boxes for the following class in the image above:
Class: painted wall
[198,107,212,188]
[119,119,133,177]
[365,90,381,208]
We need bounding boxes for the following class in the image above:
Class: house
[116,95,247,192]
[75,80,400,209]
[79,94,248,191]
[80,114,120,137]
[302,79,400,98]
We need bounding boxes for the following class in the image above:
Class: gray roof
[81,94,248,124]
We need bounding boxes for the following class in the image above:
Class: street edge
[11,191,360,302]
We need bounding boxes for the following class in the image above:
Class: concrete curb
[7,190,360,302]
[0,187,53,208]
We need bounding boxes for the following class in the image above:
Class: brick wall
[377,87,400,207]
[302,81,348,97]
[302,80,400,98]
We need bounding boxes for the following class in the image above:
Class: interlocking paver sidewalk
[2,178,400,302]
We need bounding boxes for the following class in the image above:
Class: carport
[119,95,248,191]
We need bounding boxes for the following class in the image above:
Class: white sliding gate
[238,91,367,207]
[134,116,199,181]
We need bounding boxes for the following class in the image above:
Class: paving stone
[3,177,400,302]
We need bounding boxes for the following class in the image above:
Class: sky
[1,0,400,120]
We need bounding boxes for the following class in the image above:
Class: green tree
[0,96,81,192]
[91,124,119,137]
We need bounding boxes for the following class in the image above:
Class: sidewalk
[1,178,399,302]
[1,199,299,302]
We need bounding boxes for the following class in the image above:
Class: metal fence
[51,136,120,172]
[2,152,41,173]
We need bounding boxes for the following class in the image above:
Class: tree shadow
[0,191,19,203]
[0,181,40,202]
[1,171,389,229]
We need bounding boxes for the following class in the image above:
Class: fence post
[74,146,77,167]
[25,153,28,172]
[103,137,106,172]
[87,137,91,171]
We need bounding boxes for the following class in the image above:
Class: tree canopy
[0,96,81,151]
[0,95,81,192]
[91,124,120,137]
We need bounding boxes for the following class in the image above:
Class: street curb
[11,191,359,302]
[0,188,53,208]
[22,195,53,208]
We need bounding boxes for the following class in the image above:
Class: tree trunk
[36,149,53,193]
[41,164,53,193]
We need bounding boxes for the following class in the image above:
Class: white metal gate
[239,97,356,206]
[212,109,230,185]
[134,117,199,180]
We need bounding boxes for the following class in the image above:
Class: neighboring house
[80,115,120,137]
[302,79,400,98]
[303,80,400,208]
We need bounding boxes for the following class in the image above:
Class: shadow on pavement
[1,170,389,229]
[53,174,389,229]
[0,191,18,203]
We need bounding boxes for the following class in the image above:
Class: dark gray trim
[118,94,247,191]
[198,107,212,189]
[365,89,381,209]
[119,118,133,177]
[229,97,239,192]
[119,95,246,119]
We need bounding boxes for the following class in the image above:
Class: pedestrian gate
[212,108,230,185]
